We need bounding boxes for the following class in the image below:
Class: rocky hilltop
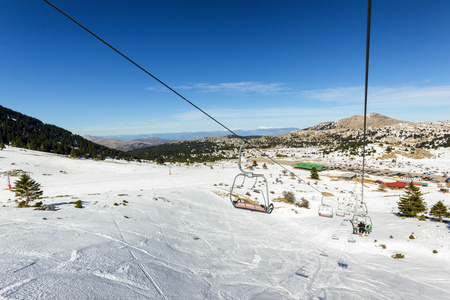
[304,113,413,130]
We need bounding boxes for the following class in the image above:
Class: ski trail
[92,271,157,299]
[111,214,168,300]
[132,207,169,245]
[134,261,167,300]
[305,217,356,299]
[0,278,34,298]
[6,217,202,274]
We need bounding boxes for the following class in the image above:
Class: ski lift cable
[41,0,364,205]
[361,0,372,204]
[42,0,240,141]
[42,0,327,198]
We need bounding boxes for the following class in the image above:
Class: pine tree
[429,200,450,222]
[12,174,43,207]
[398,182,426,217]
[70,148,79,158]
[310,167,319,180]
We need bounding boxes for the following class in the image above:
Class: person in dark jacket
[358,222,365,235]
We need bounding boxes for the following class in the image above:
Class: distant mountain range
[84,128,299,151]
[83,135,177,152]
[99,127,300,141]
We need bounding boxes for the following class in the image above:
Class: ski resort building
[339,173,357,180]
[293,162,325,171]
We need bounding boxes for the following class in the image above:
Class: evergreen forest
[0,105,134,160]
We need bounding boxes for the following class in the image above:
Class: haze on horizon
[1,0,449,136]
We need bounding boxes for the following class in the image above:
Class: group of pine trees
[130,140,229,162]
[0,105,134,161]
[398,182,450,221]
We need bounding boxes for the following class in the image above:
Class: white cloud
[147,81,290,95]
[145,86,169,92]
[172,105,361,121]
[301,85,450,108]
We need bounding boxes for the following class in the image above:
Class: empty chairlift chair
[335,202,347,217]
[229,144,274,214]
[318,196,333,218]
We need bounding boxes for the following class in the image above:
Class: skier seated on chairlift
[364,224,371,235]
[358,222,365,235]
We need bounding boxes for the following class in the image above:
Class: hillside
[305,113,413,130]
[0,147,449,299]
[84,135,177,152]
[0,105,135,160]
[130,113,450,162]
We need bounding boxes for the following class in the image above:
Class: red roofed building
[379,181,423,189]
[380,182,408,189]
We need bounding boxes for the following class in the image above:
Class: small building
[396,180,428,187]
[293,163,325,171]
[339,173,357,180]
[382,182,407,189]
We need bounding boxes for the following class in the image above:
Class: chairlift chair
[344,197,354,215]
[229,144,274,214]
[352,214,373,235]
[344,205,352,216]
[354,201,369,217]
[335,203,346,217]
[318,196,333,218]
[318,205,333,218]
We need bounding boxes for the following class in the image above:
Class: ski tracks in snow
[110,213,168,300]
[0,278,34,299]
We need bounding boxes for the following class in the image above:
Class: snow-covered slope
[0,147,449,299]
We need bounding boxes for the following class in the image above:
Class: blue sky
[1,0,449,136]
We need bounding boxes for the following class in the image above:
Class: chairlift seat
[319,204,333,218]
[319,211,333,218]
[335,210,346,217]
[233,200,271,213]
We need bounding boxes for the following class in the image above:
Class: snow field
[0,147,449,299]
